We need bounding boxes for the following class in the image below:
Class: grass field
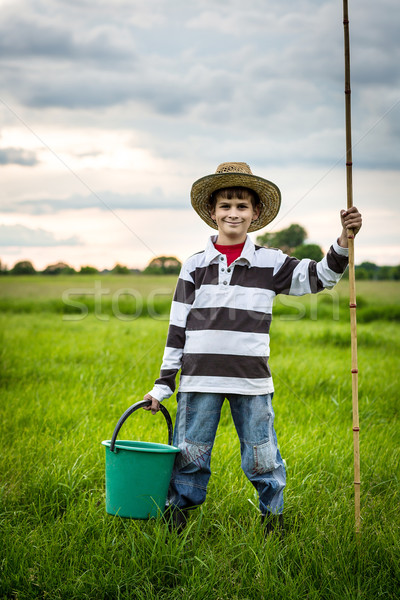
[0,276,399,599]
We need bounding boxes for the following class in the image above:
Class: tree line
[255,224,400,281]
[0,256,183,276]
[1,224,399,280]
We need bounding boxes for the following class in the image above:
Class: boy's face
[210,195,260,243]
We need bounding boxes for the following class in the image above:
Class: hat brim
[191,172,281,232]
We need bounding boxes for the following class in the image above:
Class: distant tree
[375,264,400,280]
[79,265,98,274]
[112,263,130,275]
[376,266,392,281]
[355,267,369,280]
[390,265,400,280]
[144,256,182,275]
[293,243,324,262]
[255,231,274,248]
[11,260,36,275]
[256,224,307,254]
[0,259,8,275]
[357,261,379,280]
[42,262,76,275]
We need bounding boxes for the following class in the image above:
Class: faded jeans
[168,392,286,515]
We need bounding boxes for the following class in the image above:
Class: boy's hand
[143,394,161,415]
[338,206,362,248]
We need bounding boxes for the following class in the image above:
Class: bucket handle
[109,400,174,453]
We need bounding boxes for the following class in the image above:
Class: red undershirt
[214,241,246,266]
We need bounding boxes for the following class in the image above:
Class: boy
[143,162,362,533]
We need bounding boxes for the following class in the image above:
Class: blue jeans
[168,392,286,515]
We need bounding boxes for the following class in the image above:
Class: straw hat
[190,162,281,232]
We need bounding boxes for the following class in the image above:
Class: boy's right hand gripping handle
[109,400,174,453]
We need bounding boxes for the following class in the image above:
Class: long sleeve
[147,261,196,402]
[272,240,349,296]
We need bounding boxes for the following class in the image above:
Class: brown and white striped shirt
[148,235,348,401]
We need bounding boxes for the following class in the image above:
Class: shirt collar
[204,235,256,266]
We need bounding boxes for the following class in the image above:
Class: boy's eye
[218,203,249,209]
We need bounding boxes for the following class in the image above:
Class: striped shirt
[148,235,349,401]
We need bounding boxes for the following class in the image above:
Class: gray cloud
[0,224,81,246]
[0,191,187,215]
[0,147,40,166]
[0,10,137,62]
[0,0,399,169]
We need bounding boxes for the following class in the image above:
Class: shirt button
[227,268,231,273]
[221,268,225,272]
[223,281,228,285]
[219,256,224,261]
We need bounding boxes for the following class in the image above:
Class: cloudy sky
[0,0,399,271]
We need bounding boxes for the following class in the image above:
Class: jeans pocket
[252,440,277,474]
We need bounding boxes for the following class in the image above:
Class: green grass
[0,278,399,599]
[0,274,177,319]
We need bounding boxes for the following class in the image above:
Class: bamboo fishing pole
[342,0,361,534]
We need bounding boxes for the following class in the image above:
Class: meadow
[0,275,399,599]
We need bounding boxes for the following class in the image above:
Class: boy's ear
[252,205,260,221]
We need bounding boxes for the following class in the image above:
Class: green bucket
[102,400,180,519]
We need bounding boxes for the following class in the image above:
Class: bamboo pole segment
[343,0,361,534]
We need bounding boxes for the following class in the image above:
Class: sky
[0,0,399,271]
